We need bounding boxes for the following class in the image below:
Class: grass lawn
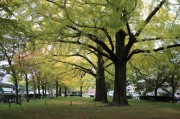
[0,97,180,119]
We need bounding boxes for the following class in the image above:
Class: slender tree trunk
[45,85,47,97]
[94,45,108,103]
[64,87,67,97]
[42,85,45,98]
[32,78,36,100]
[154,87,158,101]
[56,80,59,98]
[37,79,41,99]
[14,76,19,104]
[25,73,29,102]
[172,85,175,103]
[80,85,83,97]
[59,87,62,96]
[8,59,19,104]
[112,30,128,106]
[11,69,19,104]
[171,75,175,103]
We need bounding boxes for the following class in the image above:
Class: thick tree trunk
[112,61,128,105]
[95,78,100,99]
[94,45,108,103]
[25,73,29,102]
[112,30,128,106]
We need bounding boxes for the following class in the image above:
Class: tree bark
[14,75,19,104]
[37,78,41,99]
[154,87,158,101]
[32,78,36,100]
[171,74,175,103]
[112,61,128,105]
[64,87,67,97]
[8,60,19,104]
[80,85,83,97]
[25,73,29,102]
[11,69,19,104]
[94,45,108,103]
[45,85,47,97]
[112,30,128,106]
[59,87,62,96]
[172,85,175,103]
[42,85,45,98]
[56,80,59,98]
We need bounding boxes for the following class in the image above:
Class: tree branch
[126,22,132,38]
[52,59,96,77]
[76,1,108,6]
[53,53,97,70]
[129,61,144,76]
[136,37,161,42]
[57,38,111,60]
[102,27,114,52]
[105,69,114,76]
[135,0,166,36]
[104,62,113,69]
[46,0,65,8]
[67,25,116,60]
[153,44,180,52]
[135,37,179,43]
[127,43,180,61]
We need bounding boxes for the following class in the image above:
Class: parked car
[131,92,140,99]
[160,93,180,102]
[107,91,113,97]
[174,94,180,102]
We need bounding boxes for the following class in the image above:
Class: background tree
[165,48,180,102]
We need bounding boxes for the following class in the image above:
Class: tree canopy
[0,0,180,106]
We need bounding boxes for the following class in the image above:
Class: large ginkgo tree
[43,0,180,105]
[11,0,180,106]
